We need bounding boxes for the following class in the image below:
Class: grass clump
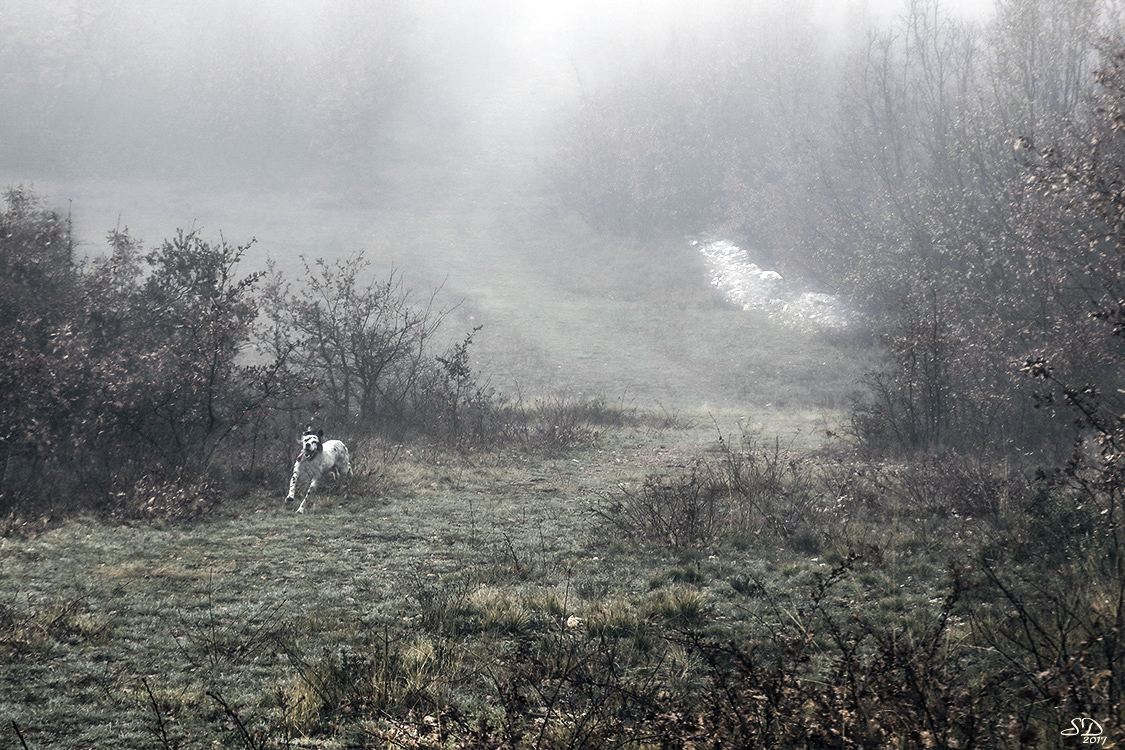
[0,598,112,657]
[282,637,458,737]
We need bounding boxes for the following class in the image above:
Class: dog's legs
[296,478,319,514]
[333,465,349,498]
[286,460,302,502]
[339,447,352,496]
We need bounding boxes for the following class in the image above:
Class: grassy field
[0,420,971,749]
[6,402,1116,748]
[0,181,881,745]
[4,169,1108,745]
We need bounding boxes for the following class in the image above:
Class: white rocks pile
[695,239,859,333]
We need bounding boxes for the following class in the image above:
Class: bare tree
[262,252,451,434]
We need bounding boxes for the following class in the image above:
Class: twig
[207,690,262,750]
[12,721,31,750]
[142,678,176,750]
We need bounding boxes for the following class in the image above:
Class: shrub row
[0,188,614,527]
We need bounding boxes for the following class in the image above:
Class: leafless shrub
[593,461,730,550]
[860,453,1031,520]
[661,561,1009,748]
[717,435,826,540]
[593,436,827,551]
[259,252,452,436]
[335,558,1037,748]
[107,472,222,522]
[517,395,622,454]
[431,392,629,454]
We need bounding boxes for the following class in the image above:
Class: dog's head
[300,430,325,460]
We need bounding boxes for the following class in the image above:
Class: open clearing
[1,422,971,748]
[0,162,1101,750]
[0,141,894,750]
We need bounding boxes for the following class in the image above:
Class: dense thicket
[0,190,494,520]
[549,0,1125,459]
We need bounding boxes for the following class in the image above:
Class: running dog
[286,429,351,513]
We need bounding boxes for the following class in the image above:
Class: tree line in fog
[0,0,419,176]
[550,0,1125,458]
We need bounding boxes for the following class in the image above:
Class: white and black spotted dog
[286,429,351,513]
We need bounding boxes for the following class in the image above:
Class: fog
[0,0,1094,413]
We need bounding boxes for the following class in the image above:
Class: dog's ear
[317,429,324,438]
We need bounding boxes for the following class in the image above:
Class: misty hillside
[0,0,880,424]
[3,0,1124,453]
[9,3,1125,747]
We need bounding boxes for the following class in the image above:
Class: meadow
[0,171,886,746]
[6,116,1121,747]
[0,415,967,748]
[5,0,1125,742]
[1,168,1119,747]
[3,376,1114,748]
